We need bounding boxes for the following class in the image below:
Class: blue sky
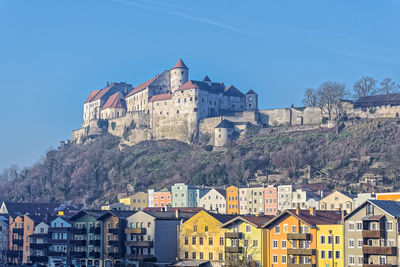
[0,0,399,171]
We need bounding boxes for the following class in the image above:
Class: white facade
[278,185,293,211]
[199,189,226,214]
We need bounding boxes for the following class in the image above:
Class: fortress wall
[352,105,400,119]
[108,112,149,137]
[258,108,292,126]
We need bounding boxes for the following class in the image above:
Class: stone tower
[245,89,258,111]
[170,59,189,93]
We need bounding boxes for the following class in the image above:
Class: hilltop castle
[72,59,400,146]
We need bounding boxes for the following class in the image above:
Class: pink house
[264,185,278,215]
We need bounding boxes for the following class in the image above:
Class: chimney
[341,209,347,223]
[175,209,180,219]
[296,205,300,215]
[309,207,316,216]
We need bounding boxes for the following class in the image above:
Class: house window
[209,237,213,245]
[321,250,326,259]
[356,222,363,231]
[282,255,287,263]
[219,237,224,246]
[281,240,286,248]
[335,251,340,259]
[358,256,363,265]
[275,225,281,234]
[387,222,393,231]
[272,240,278,249]
[272,255,278,264]
[253,240,258,247]
[349,239,354,248]
[328,250,333,259]
[205,226,208,232]
[320,236,325,244]
[192,252,196,259]
[335,236,340,244]
[193,226,197,232]
[349,256,355,265]
[348,222,355,231]
[199,237,203,245]
[184,237,188,245]
[192,237,196,245]
[199,252,203,260]
[291,225,297,233]
[209,252,213,260]
[246,225,251,233]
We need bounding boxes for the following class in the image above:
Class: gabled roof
[101,92,126,110]
[84,89,102,103]
[3,202,62,217]
[263,209,342,228]
[171,59,188,69]
[149,93,172,102]
[97,210,136,220]
[206,212,237,224]
[215,120,235,129]
[368,200,400,217]
[69,210,107,221]
[222,215,273,228]
[246,89,256,95]
[201,188,226,200]
[177,80,225,94]
[126,75,159,97]
[321,190,355,201]
[224,85,245,97]
[203,75,211,82]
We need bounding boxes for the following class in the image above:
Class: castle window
[194,108,198,112]
[178,99,181,103]
[160,112,162,115]
[202,98,204,103]
[181,71,184,74]
[190,97,193,101]
[177,110,179,114]
[181,90,183,94]
[184,98,187,103]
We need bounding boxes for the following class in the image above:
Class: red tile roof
[224,85,245,97]
[101,92,126,110]
[126,75,159,97]
[149,93,172,102]
[84,89,102,104]
[171,58,188,69]
[91,86,114,102]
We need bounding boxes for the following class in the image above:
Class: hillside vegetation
[1,118,400,207]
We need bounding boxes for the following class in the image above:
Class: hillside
[1,118,399,207]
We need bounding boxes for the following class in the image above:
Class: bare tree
[353,75,378,99]
[317,81,347,121]
[302,88,318,107]
[380,78,398,95]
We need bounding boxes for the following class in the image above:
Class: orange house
[153,188,172,208]
[8,216,24,265]
[226,185,239,215]
[263,208,342,267]
[376,192,400,201]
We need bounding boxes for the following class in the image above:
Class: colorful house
[375,192,400,201]
[264,185,278,215]
[199,188,226,214]
[119,192,148,211]
[319,190,354,214]
[48,216,72,267]
[263,208,343,267]
[222,215,273,267]
[153,188,172,208]
[226,185,239,215]
[178,210,235,266]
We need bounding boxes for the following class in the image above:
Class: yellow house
[317,224,344,267]
[319,190,354,214]
[222,216,273,267]
[177,210,236,266]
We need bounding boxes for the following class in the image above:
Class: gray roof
[215,120,235,129]
[369,200,400,217]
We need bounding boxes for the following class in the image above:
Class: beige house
[319,190,354,214]
[344,200,400,267]
[198,188,226,214]
[119,192,148,211]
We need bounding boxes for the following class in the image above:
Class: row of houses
[105,182,400,216]
[2,199,400,267]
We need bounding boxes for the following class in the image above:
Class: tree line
[302,76,400,121]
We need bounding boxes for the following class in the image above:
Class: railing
[109,240,120,246]
[12,228,24,234]
[288,264,316,267]
[70,251,86,258]
[225,246,243,253]
[363,246,397,256]
[6,250,23,257]
[48,227,71,232]
[363,264,397,267]
[287,249,317,255]
[72,228,86,234]
[362,230,384,239]
[89,251,101,258]
[287,233,312,240]
[89,227,101,234]
[108,228,120,234]
[13,239,23,246]
[48,238,68,244]
[30,243,48,250]
[125,254,156,261]
[125,240,153,247]
[47,251,67,257]
[225,232,242,239]
[70,239,86,246]
[28,255,48,263]
[125,228,146,235]
[89,240,101,246]
[107,252,121,258]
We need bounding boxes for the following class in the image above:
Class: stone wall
[258,107,322,127]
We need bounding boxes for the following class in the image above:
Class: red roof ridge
[126,75,159,97]
[149,93,172,102]
[84,89,102,104]
[101,92,125,110]
[171,58,188,69]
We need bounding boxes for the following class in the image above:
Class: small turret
[245,89,258,111]
[170,59,189,93]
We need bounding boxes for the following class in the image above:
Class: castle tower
[170,59,189,93]
[245,89,258,111]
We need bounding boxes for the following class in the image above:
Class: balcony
[89,251,101,258]
[107,252,121,258]
[30,243,48,250]
[13,228,24,234]
[363,246,397,256]
[48,227,70,232]
[288,264,316,267]
[287,233,312,240]
[109,240,120,246]
[72,228,86,234]
[225,232,242,239]
[287,249,317,256]
[48,238,68,244]
[363,265,397,267]
[126,254,157,262]
[89,240,101,246]
[13,239,23,246]
[47,251,67,257]
[70,251,86,258]
[6,250,23,257]
[89,227,101,234]
[28,255,48,263]
[125,228,146,235]
[70,239,86,246]
[108,228,120,234]
[225,246,243,253]
[362,230,384,239]
[125,240,153,247]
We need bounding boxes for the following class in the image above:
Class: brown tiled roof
[178,80,225,94]
[126,75,159,97]
[171,58,188,69]
[224,85,245,97]
[149,93,172,102]
[246,89,256,95]
[101,92,126,110]
[264,209,342,228]
[91,86,114,102]
[84,89,102,103]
